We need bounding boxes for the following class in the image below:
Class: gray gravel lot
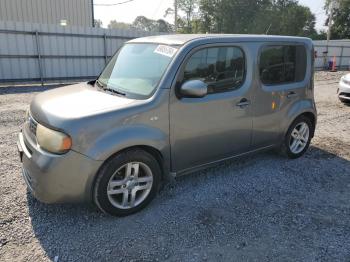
[1,72,350,261]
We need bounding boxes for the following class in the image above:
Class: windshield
[98,43,178,99]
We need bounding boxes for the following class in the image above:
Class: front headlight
[36,124,72,154]
[341,76,350,85]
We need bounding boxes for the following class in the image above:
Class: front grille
[28,115,38,135]
[339,92,350,98]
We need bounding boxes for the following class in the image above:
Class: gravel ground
[0,72,350,262]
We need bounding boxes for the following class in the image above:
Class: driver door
[170,45,253,172]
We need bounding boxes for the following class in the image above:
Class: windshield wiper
[95,79,105,89]
[103,87,126,96]
[95,79,126,96]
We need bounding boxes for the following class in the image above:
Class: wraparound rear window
[259,45,307,85]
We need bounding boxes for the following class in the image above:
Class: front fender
[83,125,169,162]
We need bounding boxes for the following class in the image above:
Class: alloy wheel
[107,162,153,209]
[289,122,310,154]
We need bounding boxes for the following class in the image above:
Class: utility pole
[327,1,341,45]
[327,0,335,49]
[91,0,95,27]
[174,0,178,33]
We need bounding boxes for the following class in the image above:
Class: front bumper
[18,131,102,204]
[338,81,350,101]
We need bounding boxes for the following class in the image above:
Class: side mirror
[180,80,208,98]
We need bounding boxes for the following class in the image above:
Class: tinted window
[260,45,306,85]
[183,47,245,94]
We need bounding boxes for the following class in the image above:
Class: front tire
[339,98,350,105]
[281,116,313,159]
[93,149,161,216]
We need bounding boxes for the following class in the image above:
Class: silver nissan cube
[18,34,317,216]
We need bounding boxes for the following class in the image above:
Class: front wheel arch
[92,147,162,216]
[90,145,165,199]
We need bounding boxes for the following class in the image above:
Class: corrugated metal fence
[1,22,350,86]
[0,21,159,85]
[313,40,350,70]
[0,0,93,27]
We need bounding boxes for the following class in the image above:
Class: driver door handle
[236,98,250,108]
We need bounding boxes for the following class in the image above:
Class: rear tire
[93,149,161,217]
[280,116,313,159]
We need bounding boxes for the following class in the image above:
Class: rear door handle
[287,91,297,99]
[236,98,250,108]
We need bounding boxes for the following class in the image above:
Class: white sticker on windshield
[154,45,178,57]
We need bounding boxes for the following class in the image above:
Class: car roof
[128,34,312,46]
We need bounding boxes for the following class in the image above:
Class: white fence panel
[314,40,350,70]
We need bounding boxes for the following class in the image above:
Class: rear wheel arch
[285,111,316,138]
[300,112,316,137]
[280,114,313,159]
[293,112,316,137]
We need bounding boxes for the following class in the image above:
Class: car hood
[343,73,350,81]
[30,82,141,128]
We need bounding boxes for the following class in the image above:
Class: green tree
[132,16,173,32]
[94,19,103,28]
[177,0,198,33]
[198,0,272,34]
[108,20,132,30]
[196,0,319,37]
[268,0,317,36]
[309,30,327,40]
[325,0,350,39]
[156,19,174,32]
[132,16,153,31]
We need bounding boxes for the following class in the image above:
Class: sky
[94,0,327,32]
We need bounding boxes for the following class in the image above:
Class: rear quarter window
[259,45,307,85]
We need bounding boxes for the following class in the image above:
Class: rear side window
[183,46,245,94]
[259,45,307,85]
